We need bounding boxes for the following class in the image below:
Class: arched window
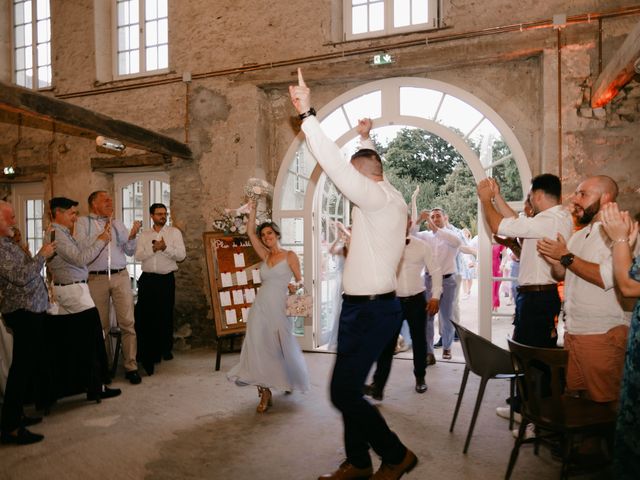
[274,78,530,350]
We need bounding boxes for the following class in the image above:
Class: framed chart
[203,232,263,337]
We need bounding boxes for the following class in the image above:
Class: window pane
[37,42,49,65]
[117,1,127,24]
[157,0,167,18]
[129,50,139,74]
[146,20,157,45]
[15,47,25,69]
[436,95,484,136]
[36,0,49,19]
[352,5,368,34]
[157,44,168,69]
[37,19,50,43]
[399,87,442,119]
[394,0,410,27]
[412,0,428,24]
[369,2,384,31]
[145,0,157,19]
[16,70,27,87]
[15,25,26,47]
[129,25,139,49]
[342,91,382,126]
[23,1,32,23]
[146,46,157,70]
[118,52,128,74]
[157,18,168,43]
[320,108,352,142]
[37,65,51,87]
[25,46,33,68]
[118,26,128,50]
[129,0,139,24]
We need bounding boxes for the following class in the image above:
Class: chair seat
[528,396,616,432]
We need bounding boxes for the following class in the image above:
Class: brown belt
[517,284,557,293]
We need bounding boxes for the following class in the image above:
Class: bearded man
[537,175,630,406]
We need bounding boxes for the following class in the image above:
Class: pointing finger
[298,68,306,87]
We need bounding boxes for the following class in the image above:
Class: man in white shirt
[478,173,572,423]
[365,217,441,398]
[134,203,186,376]
[414,208,463,360]
[537,175,629,406]
[290,69,417,480]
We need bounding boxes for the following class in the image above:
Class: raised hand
[356,118,373,139]
[477,178,494,202]
[601,202,630,241]
[289,68,311,115]
[129,220,142,239]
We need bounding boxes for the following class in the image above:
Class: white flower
[230,225,237,232]
[238,225,247,234]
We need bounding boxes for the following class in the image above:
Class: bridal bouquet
[212,208,249,234]
[244,177,274,201]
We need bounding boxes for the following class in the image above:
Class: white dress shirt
[396,236,442,299]
[498,205,573,286]
[302,117,406,295]
[414,228,462,277]
[135,225,186,274]
[564,222,630,335]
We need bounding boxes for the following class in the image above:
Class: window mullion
[31,0,38,88]
[139,0,145,73]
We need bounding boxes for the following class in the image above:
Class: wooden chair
[506,339,616,479]
[449,321,518,453]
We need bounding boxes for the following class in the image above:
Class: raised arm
[601,203,640,297]
[246,200,269,261]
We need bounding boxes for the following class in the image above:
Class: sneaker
[434,337,443,349]
[426,353,436,366]
[442,349,452,360]
[496,406,522,424]
[512,423,536,440]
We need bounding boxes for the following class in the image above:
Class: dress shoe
[142,362,155,376]
[162,352,174,361]
[426,353,436,366]
[442,349,452,360]
[318,460,373,480]
[363,384,383,401]
[0,427,44,445]
[21,415,42,427]
[372,449,418,479]
[434,337,443,349]
[415,377,428,394]
[125,370,142,385]
[87,386,122,402]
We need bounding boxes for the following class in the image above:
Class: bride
[227,200,310,412]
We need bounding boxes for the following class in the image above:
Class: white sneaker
[496,406,522,424]
[512,423,535,440]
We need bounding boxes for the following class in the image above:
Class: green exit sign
[372,53,394,65]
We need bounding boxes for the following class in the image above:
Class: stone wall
[1,1,639,344]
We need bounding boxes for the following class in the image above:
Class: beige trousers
[88,270,138,372]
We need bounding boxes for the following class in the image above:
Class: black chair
[506,339,616,480]
[449,321,518,453]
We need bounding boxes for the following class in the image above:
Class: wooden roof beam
[0,81,191,159]
[591,19,640,108]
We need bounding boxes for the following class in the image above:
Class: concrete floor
[0,346,610,480]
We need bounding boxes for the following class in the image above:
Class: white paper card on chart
[220,272,233,287]
[232,290,244,305]
[236,270,248,286]
[225,309,237,324]
[219,291,231,307]
[241,307,250,321]
[244,288,255,303]
[252,269,261,284]
[233,253,245,268]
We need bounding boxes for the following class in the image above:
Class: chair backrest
[452,321,514,379]
[507,338,568,422]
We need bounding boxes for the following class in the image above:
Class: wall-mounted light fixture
[96,136,126,155]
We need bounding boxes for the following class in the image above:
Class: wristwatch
[560,253,575,268]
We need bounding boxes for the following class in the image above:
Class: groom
[290,70,417,480]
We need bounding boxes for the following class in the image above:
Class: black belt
[53,280,87,286]
[426,273,454,279]
[397,292,424,303]
[343,291,396,303]
[89,268,126,275]
[517,284,557,293]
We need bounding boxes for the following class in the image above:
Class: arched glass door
[274,77,531,350]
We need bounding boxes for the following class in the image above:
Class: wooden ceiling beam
[0,81,192,159]
[591,19,640,108]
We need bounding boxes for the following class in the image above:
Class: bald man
[537,175,630,406]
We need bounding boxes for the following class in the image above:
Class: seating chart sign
[203,232,262,337]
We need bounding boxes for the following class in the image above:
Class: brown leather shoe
[371,449,418,479]
[318,460,373,479]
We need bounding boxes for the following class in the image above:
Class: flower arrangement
[211,178,275,234]
[212,209,249,234]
